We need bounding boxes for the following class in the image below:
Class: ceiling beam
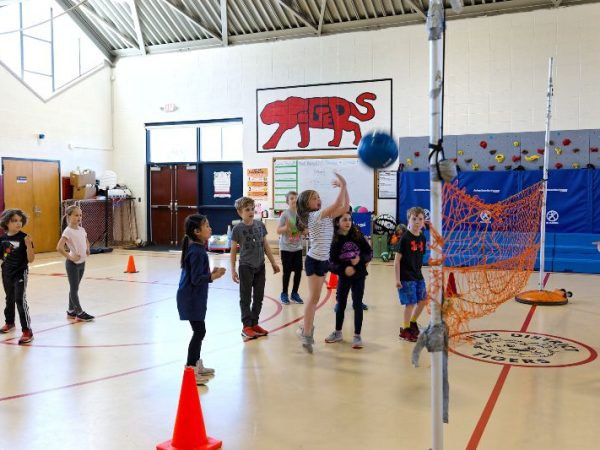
[278,0,318,31]
[220,0,228,46]
[157,0,221,40]
[79,2,139,49]
[54,0,115,64]
[317,0,327,35]
[404,0,427,20]
[126,0,146,54]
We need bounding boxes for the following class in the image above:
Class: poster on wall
[377,169,397,199]
[213,171,231,198]
[247,168,268,198]
[256,79,392,152]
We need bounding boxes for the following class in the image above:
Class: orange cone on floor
[445,271,457,297]
[156,367,222,450]
[124,255,139,273]
[327,273,338,290]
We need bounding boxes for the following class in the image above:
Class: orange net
[427,180,545,340]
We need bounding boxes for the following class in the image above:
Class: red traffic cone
[445,271,457,297]
[327,273,338,290]
[156,367,222,450]
[124,255,139,273]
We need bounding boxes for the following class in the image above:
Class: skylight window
[0,0,105,99]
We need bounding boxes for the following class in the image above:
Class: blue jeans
[397,280,427,305]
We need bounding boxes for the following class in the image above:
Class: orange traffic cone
[156,367,222,450]
[327,273,338,290]
[445,271,457,297]
[124,255,139,273]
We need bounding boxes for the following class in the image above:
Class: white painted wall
[109,4,600,240]
[0,66,113,177]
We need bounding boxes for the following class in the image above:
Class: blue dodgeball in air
[358,131,398,169]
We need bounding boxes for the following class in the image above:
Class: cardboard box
[70,170,96,188]
[73,185,96,200]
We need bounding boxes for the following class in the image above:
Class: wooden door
[149,165,174,245]
[174,164,198,245]
[2,159,60,252]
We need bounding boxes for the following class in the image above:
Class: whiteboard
[273,157,374,212]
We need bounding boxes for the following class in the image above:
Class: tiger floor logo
[452,330,597,368]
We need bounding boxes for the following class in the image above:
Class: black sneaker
[410,321,420,338]
[76,312,95,322]
[66,311,77,320]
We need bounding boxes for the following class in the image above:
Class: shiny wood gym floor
[1,249,598,450]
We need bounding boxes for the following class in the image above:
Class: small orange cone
[156,367,222,450]
[445,272,457,297]
[327,273,338,290]
[124,255,139,273]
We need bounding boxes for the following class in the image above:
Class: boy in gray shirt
[277,191,304,305]
[230,196,280,341]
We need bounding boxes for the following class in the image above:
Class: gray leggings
[66,260,85,314]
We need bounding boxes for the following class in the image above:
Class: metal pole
[538,57,554,290]
[427,1,445,448]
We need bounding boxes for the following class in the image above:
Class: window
[147,120,243,164]
[148,126,198,163]
[200,122,243,161]
[0,1,105,99]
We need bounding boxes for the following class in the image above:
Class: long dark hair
[296,189,317,232]
[180,214,208,268]
[332,208,363,245]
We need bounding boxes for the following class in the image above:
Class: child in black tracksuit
[0,209,35,344]
[326,209,372,349]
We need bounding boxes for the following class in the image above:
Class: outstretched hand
[332,172,347,188]
[211,267,226,281]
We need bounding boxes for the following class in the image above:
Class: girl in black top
[0,209,35,344]
[326,209,372,349]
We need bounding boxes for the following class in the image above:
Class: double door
[2,158,60,252]
[149,164,198,246]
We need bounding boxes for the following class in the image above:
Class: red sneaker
[241,326,257,341]
[18,329,34,345]
[252,324,269,336]
[410,321,420,338]
[0,323,15,333]
[399,327,417,342]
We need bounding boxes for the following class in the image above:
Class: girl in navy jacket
[177,214,226,385]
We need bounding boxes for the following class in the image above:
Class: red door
[174,164,198,245]
[149,165,174,245]
[149,164,199,246]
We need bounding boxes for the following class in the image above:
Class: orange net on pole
[427,180,545,340]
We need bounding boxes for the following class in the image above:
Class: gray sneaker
[325,330,343,343]
[351,335,364,349]
[197,358,215,376]
[186,366,210,385]
[297,326,315,353]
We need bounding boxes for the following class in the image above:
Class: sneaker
[242,326,258,341]
[324,330,343,343]
[352,335,364,349]
[187,366,210,385]
[290,292,304,304]
[66,311,77,320]
[410,321,420,338]
[76,312,95,322]
[297,326,314,353]
[252,324,269,336]
[18,329,34,345]
[361,303,369,311]
[0,323,15,333]
[280,292,290,305]
[399,327,417,342]
[196,359,215,376]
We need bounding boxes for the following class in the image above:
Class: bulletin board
[273,156,376,212]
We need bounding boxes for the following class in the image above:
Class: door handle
[33,206,41,217]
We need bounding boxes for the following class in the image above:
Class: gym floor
[1,249,597,449]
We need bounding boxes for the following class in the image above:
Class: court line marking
[466,272,550,449]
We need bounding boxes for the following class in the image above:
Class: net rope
[427,180,545,340]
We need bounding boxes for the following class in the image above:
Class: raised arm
[321,173,350,219]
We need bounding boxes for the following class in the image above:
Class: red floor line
[267,288,333,333]
[465,273,550,449]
